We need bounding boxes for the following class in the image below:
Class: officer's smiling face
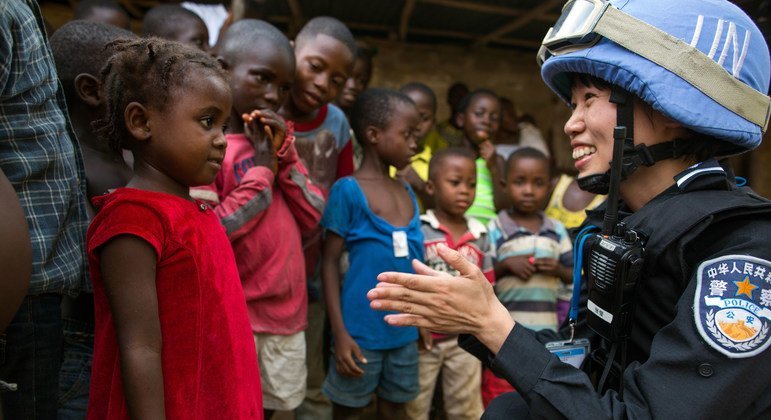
[564,78,684,181]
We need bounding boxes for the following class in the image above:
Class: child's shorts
[322,341,419,408]
[253,331,307,411]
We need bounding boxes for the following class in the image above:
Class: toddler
[484,147,573,406]
[406,147,494,420]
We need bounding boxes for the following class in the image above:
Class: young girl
[321,88,423,420]
[86,38,262,419]
[454,89,508,224]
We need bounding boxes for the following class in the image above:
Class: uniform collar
[674,158,730,192]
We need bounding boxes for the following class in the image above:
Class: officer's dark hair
[505,146,551,177]
[400,82,437,113]
[74,0,127,20]
[456,88,500,114]
[93,38,227,154]
[218,19,293,65]
[141,5,205,39]
[50,20,135,100]
[351,88,414,147]
[572,73,729,162]
[295,16,357,58]
[428,147,476,181]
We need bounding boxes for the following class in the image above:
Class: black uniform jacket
[461,160,771,419]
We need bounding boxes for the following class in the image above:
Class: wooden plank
[417,0,559,21]
[475,0,563,46]
[399,0,417,41]
[287,0,303,34]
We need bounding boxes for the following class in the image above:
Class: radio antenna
[603,87,634,235]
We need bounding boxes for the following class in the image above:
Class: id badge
[545,338,590,369]
[392,231,409,258]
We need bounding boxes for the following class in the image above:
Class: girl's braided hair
[93,37,227,153]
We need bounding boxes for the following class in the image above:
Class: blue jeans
[57,318,93,420]
[0,294,63,419]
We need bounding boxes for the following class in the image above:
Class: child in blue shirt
[321,88,423,419]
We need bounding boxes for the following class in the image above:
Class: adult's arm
[0,168,31,333]
[371,231,771,418]
[100,235,165,419]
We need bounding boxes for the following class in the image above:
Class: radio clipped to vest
[584,221,644,342]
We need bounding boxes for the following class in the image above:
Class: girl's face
[336,56,372,109]
[374,101,419,170]
[142,70,232,194]
[404,90,436,143]
[427,155,476,218]
[505,157,550,216]
[458,94,500,145]
[564,80,681,180]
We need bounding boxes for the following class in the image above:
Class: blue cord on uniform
[736,176,747,187]
[570,225,600,323]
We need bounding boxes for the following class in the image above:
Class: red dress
[86,188,263,419]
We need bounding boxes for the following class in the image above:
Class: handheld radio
[583,126,645,343]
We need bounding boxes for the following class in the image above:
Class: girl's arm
[321,232,366,377]
[100,235,165,419]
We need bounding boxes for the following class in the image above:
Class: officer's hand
[369,243,515,354]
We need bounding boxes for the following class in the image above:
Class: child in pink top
[191,20,325,417]
[86,39,262,418]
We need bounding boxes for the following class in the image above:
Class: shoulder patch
[694,255,771,358]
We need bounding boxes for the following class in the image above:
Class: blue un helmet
[539,0,770,155]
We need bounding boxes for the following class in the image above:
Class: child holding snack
[454,89,508,224]
[192,20,325,419]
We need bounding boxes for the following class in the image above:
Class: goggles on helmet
[537,0,771,132]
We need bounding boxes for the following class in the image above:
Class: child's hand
[334,331,367,377]
[418,327,433,352]
[503,255,536,280]
[533,257,559,276]
[247,109,287,152]
[243,111,278,174]
[478,140,497,164]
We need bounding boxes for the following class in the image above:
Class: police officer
[367,0,771,417]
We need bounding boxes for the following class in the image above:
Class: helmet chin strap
[576,140,690,194]
[576,85,690,195]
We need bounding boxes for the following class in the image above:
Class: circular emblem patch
[694,255,771,358]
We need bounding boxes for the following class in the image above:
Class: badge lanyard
[569,225,600,341]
